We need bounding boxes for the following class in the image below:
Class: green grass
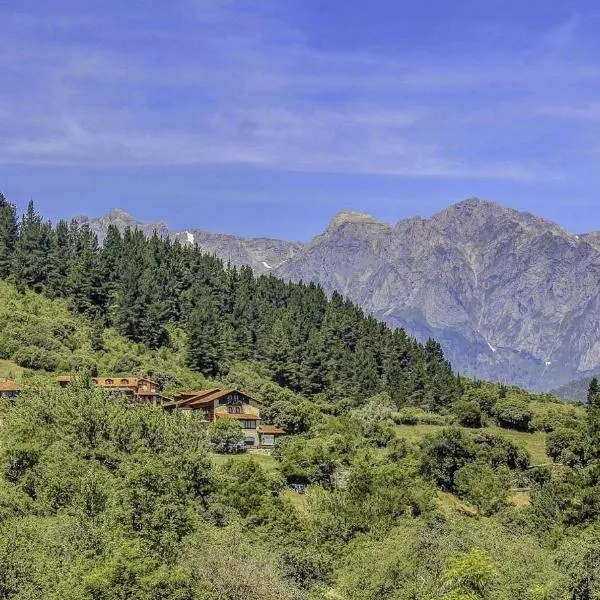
[210,451,280,474]
[0,360,24,382]
[395,423,548,465]
[486,426,548,465]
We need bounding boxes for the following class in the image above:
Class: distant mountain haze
[78,199,600,394]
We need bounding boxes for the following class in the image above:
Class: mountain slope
[79,199,600,391]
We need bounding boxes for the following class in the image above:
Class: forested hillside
[0,194,459,410]
[2,193,600,599]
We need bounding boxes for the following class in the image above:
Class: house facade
[57,376,170,404]
[0,379,21,399]
[163,388,285,448]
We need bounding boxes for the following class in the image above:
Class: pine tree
[424,338,458,412]
[98,224,123,304]
[586,383,600,461]
[352,337,380,400]
[68,225,106,318]
[266,314,298,389]
[186,292,224,377]
[111,229,146,340]
[12,200,51,292]
[383,329,412,408]
[46,220,72,298]
[588,377,600,405]
[0,192,17,279]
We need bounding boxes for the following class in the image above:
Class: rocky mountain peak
[327,211,386,231]
[107,208,136,221]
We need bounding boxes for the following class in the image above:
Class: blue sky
[2,0,600,240]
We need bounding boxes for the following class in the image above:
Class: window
[242,420,256,429]
[120,379,129,385]
[105,379,113,385]
[228,406,241,414]
[261,434,274,446]
[244,437,256,446]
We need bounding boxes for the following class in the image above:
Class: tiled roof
[137,391,173,401]
[57,375,157,388]
[258,425,285,435]
[94,377,156,388]
[164,388,259,410]
[0,379,21,392]
[216,413,259,421]
[173,389,220,401]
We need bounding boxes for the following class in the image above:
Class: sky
[2,0,600,240]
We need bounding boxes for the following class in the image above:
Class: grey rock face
[275,199,600,391]
[78,199,600,391]
[78,210,302,275]
[75,209,169,244]
[173,230,302,275]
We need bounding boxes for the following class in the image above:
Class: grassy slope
[0,359,24,382]
[0,280,212,391]
[395,423,549,465]
[210,451,279,473]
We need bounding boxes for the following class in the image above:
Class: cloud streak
[0,2,598,182]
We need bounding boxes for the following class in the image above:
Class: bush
[209,419,245,454]
[276,436,339,487]
[472,432,530,470]
[394,407,448,426]
[13,346,59,371]
[364,422,396,448]
[420,428,477,491]
[261,400,318,435]
[546,428,585,466]
[455,462,511,515]
[492,396,532,431]
[111,354,142,373]
[531,406,581,433]
[462,385,500,415]
[452,399,483,428]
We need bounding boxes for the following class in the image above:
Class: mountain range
[77,199,600,397]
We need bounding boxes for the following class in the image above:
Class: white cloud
[0,2,598,181]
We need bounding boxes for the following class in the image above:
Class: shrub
[394,407,448,426]
[13,346,59,371]
[209,419,245,454]
[455,462,511,515]
[492,396,532,431]
[472,432,530,470]
[453,399,483,428]
[420,428,477,491]
[111,354,142,373]
[462,386,500,415]
[546,428,585,466]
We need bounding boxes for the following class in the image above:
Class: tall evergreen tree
[0,192,17,279]
[352,337,380,400]
[111,229,147,340]
[186,292,224,377]
[588,377,600,405]
[12,200,51,292]
[67,225,106,318]
[266,314,299,390]
[46,220,72,298]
